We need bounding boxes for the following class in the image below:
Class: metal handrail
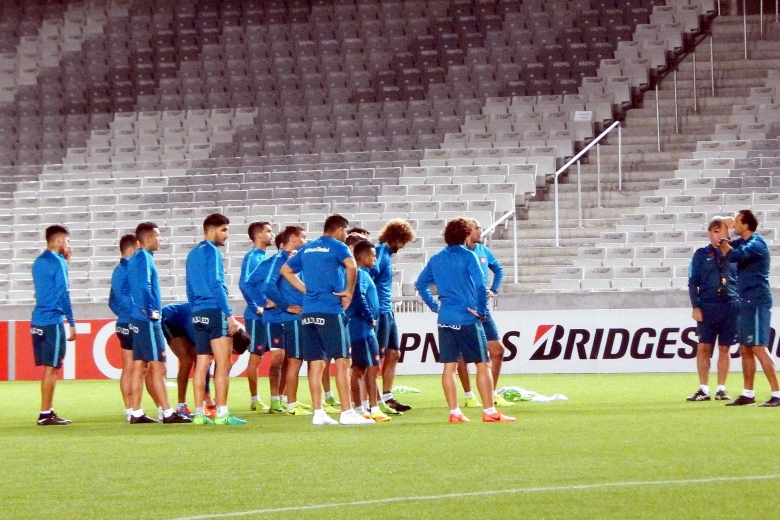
[480,197,518,283]
[554,120,622,247]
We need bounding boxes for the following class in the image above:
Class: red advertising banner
[0,321,7,381]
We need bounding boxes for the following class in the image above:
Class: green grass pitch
[3,373,780,519]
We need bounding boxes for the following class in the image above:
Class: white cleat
[339,410,375,425]
[312,414,339,426]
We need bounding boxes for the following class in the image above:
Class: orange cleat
[482,411,516,422]
[448,413,470,423]
[205,405,217,419]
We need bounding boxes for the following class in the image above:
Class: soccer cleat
[129,414,159,424]
[482,411,516,422]
[686,389,711,402]
[193,413,214,425]
[50,411,72,424]
[448,413,470,423]
[286,404,314,416]
[714,390,730,401]
[339,411,375,425]
[361,412,372,420]
[215,413,247,425]
[322,402,341,414]
[464,397,482,408]
[177,404,194,418]
[163,412,193,424]
[205,405,217,419]
[269,402,286,414]
[370,411,391,422]
[725,395,756,406]
[385,398,412,412]
[250,399,270,412]
[37,413,71,426]
[759,397,780,407]
[493,395,515,407]
[324,396,341,408]
[312,413,339,426]
[379,401,402,415]
[296,402,312,410]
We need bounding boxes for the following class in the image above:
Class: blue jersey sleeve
[57,259,75,327]
[468,253,489,316]
[688,250,703,308]
[136,252,157,317]
[285,248,303,273]
[415,261,439,312]
[485,248,504,294]
[206,246,232,317]
[353,272,375,323]
[261,253,291,310]
[726,236,767,264]
[238,254,261,312]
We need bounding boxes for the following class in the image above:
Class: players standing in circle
[108,233,147,421]
[237,221,274,412]
[370,219,416,414]
[31,225,75,425]
[187,213,245,425]
[686,217,737,402]
[415,217,515,423]
[348,240,390,422]
[280,214,373,425]
[721,210,780,407]
[126,222,190,424]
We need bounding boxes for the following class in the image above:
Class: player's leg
[40,366,59,414]
[266,322,287,413]
[726,345,757,406]
[488,340,504,386]
[120,347,134,418]
[150,323,190,423]
[482,312,511,407]
[33,324,71,425]
[128,321,160,423]
[715,344,731,400]
[465,323,514,422]
[350,365,366,413]
[687,342,713,401]
[247,352,262,406]
[193,354,213,422]
[168,337,194,412]
[438,325,468,422]
[282,320,311,415]
[364,334,388,421]
[753,347,780,405]
[380,313,410,411]
[301,314,339,424]
[442,362,459,411]
[457,357,480,407]
[324,315,372,425]
[247,319,268,411]
[279,356,288,400]
[211,335,244,424]
[308,360,327,414]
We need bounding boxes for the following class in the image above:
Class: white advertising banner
[394,309,780,375]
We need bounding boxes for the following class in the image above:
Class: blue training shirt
[369,242,395,314]
[186,240,232,316]
[472,243,504,295]
[238,247,268,322]
[31,250,75,327]
[284,236,353,315]
[347,267,379,341]
[415,244,488,325]
[108,258,134,323]
[126,247,162,323]
[688,244,738,308]
[258,249,305,324]
[161,302,197,343]
[725,233,773,306]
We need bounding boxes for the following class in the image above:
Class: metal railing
[554,120,622,248]
[481,201,518,283]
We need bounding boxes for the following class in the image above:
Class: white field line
[172,474,780,520]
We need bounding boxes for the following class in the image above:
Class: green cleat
[323,402,341,414]
[464,397,483,408]
[269,402,286,414]
[324,396,341,408]
[215,413,247,425]
[493,395,515,407]
[250,399,270,412]
[379,401,402,415]
[193,413,214,425]
[285,404,313,416]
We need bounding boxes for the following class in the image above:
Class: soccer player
[721,210,780,407]
[31,225,75,425]
[161,302,199,417]
[686,217,737,402]
[126,222,190,424]
[187,213,245,425]
[456,219,513,408]
[280,214,373,425]
[237,221,274,412]
[415,217,515,423]
[370,219,416,414]
[254,225,311,416]
[348,240,390,422]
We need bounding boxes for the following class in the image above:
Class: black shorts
[300,313,351,362]
[376,312,399,351]
[115,322,133,351]
[437,322,488,364]
[31,323,66,369]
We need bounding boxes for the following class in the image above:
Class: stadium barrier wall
[1,309,778,380]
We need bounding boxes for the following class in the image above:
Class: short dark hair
[203,213,229,231]
[45,225,69,242]
[707,217,724,232]
[134,222,158,243]
[248,221,271,241]
[737,209,758,232]
[323,214,349,233]
[443,217,473,246]
[119,233,137,253]
[352,239,374,261]
[347,227,370,237]
[275,233,283,249]
[345,234,366,248]
[280,225,305,247]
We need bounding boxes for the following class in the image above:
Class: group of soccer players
[687,209,779,407]
[31,210,517,425]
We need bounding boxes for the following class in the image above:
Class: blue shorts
[376,311,399,351]
[115,322,133,351]
[130,320,167,363]
[696,301,739,346]
[482,311,500,342]
[437,322,488,364]
[31,323,66,368]
[300,313,351,362]
[738,304,772,347]
[265,321,285,351]
[192,308,228,356]
[351,334,381,368]
[246,318,266,356]
[283,320,303,359]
